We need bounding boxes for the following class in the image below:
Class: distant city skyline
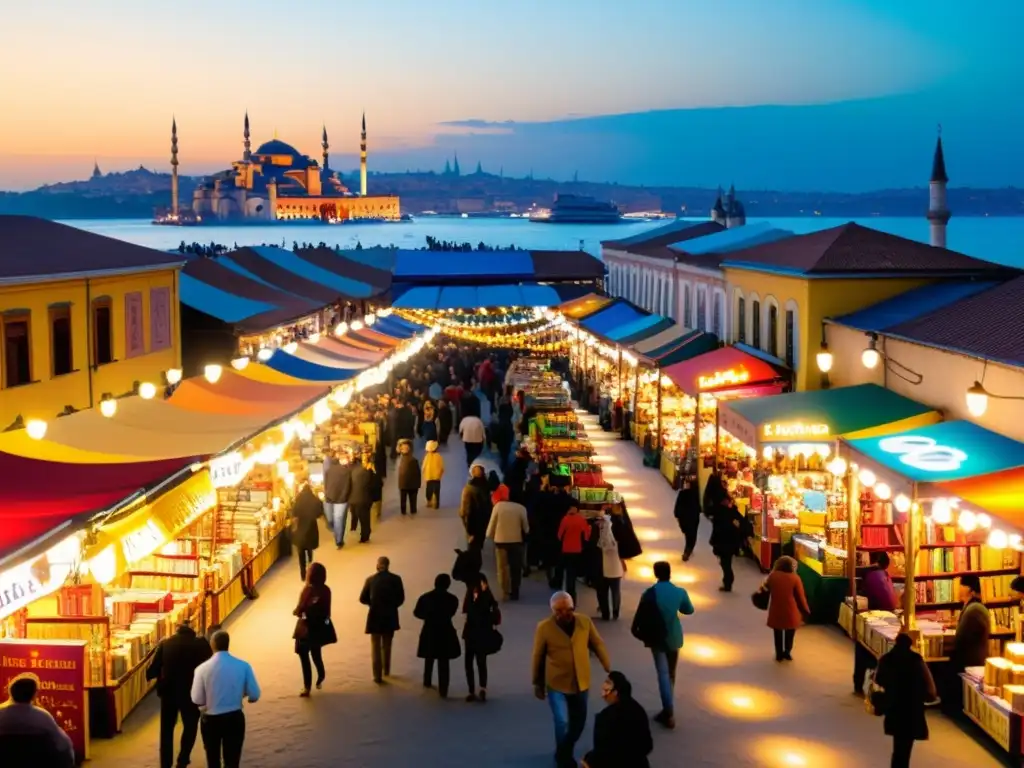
[1,0,1021,191]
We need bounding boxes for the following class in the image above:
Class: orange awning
[938,466,1024,531]
[170,371,328,415]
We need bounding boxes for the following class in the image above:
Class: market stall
[716,384,940,618]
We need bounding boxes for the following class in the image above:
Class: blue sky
[0,0,1021,190]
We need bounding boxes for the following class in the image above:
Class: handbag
[751,586,770,611]
[484,628,504,655]
[321,617,338,646]
[631,588,666,647]
[292,617,309,641]
[867,684,888,716]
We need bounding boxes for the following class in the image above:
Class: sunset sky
[1,0,1020,190]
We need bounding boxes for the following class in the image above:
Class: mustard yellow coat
[531,614,611,694]
[422,452,445,482]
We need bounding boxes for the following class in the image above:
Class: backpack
[631,588,666,648]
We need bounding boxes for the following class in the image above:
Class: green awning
[718,383,939,449]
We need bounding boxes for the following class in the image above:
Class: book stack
[58,584,104,616]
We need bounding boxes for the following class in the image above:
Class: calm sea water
[63,216,1024,267]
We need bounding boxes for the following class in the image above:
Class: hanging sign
[210,452,247,488]
[763,422,830,439]
[0,535,81,621]
[878,435,967,473]
[698,367,751,391]
[121,520,165,564]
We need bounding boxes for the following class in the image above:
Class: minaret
[322,124,330,170]
[243,111,251,162]
[928,128,950,248]
[170,117,179,217]
[711,186,725,224]
[453,151,461,177]
[360,112,368,196]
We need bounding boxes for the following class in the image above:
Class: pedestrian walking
[532,591,611,768]
[190,631,261,768]
[582,672,653,768]
[710,494,747,592]
[486,495,529,600]
[437,396,454,444]
[0,675,76,767]
[854,552,898,694]
[397,439,421,516]
[556,505,592,606]
[146,617,212,768]
[289,482,322,581]
[368,456,384,523]
[414,574,462,699]
[595,512,625,621]
[673,479,701,561]
[873,631,938,768]
[636,561,694,729]
[420,400,439,443]
[462,573,502,702]
[460,461,493,549]
[293,562,336,697]
[359,556,406,684]
[459,412,486,466]
[422,440,445,509]
[349,455,375,542]
[323,452,353,549]
[757,555,810,661]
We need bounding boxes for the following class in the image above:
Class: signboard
[698,367,751,391]
[763,422,830,440]
[878,435,967,473]
[0,535,81,622]
[0,639,89,761]
[210,452,247,488]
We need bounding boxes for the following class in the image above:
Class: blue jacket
[647,581,695,650]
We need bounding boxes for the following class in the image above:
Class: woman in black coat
[874,632,937,768]
[293,562,335,696]
[290,483,322,582]
[673,480,702,561]
[437,397,454,444]
[413,574,461,699]
[462,573,501,702]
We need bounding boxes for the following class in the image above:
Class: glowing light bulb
[99,398,117,418]
[826,457,847,477]
[977,513,992,529]
[231,356,250,371]
[335,322,348,336]
[988,529,1009,549]
[966,382,988,417]
[762,446,774,460]
[165,368,183,385]
[25,419,47,440]
[257,347,273,361]
[204,364,223,384]
[874,482,891,500]
[309,333,321,344]
[350,320,364,331]
[816,348,833,373]
[284,342,298,354]
[862,347,880,369]
[858,469,876,488]
[138,382,157,400]
[894,494,911,513]
[958,510,977,532]
[931,498,952,524]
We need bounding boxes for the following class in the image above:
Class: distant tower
[170,118,179,217]
[725,184,746,229]
[243,111,251,162]
[322,124,330,170]
[360,112,367,196]
[267,176,278,221]
[710,186,726,224]
[453,152,461,177]
[444,159,451,175]
[91,160,102,180]
[928,128,950,248]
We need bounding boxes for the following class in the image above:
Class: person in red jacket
[556,506,591,606]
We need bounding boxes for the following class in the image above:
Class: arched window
[752,299,762,349]
[712,291,724,337]
[767,304,779,357]
[696,286,707,331]
[683,284,692,328]
[737,297,746,343]
[784,299,800,370]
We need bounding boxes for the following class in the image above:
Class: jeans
[297,548,314,582]
[465,441,483,467]
[464,645,488,693]
[547,689,588,764]
[370,632,394,681]
[326,502,349,547]
[159,695,200,768]
[423,657,450,697]
[200,710,245,768]
[495,543,524,599]
[425,480,441,507]
[400,489,418,515]
[596,576,622,619]
[773,628,796,658]
[652,649,679,714]
[298,643,325,691]
[891,737,914,768]
[719,553,734,590]
[555,553,583,605]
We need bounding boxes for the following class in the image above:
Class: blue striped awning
[179,273,276,323]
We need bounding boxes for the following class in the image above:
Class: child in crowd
[422,440,445,509]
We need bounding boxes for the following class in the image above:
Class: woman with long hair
[293,562,336,696]
[462,573,502,702]
[761,556,810,661]
[595,512,625,621]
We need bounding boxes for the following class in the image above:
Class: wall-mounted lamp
[965,363,1024,417]
[860,332,923,385]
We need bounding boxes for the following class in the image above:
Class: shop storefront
[716,384,939,618]
[837,420,1024,758]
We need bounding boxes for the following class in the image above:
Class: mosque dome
[255,139,302,157]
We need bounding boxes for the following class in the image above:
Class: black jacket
[360,571,406,634]
[460,478,492,542]
[875,645,934,741]
[585,697,654,768]
[290,485,322,551]
[710,504,748,556]
[395,408,417,441]
[413,588,461,660]
[462,588,501,653]
[398,454,422,490]
[673,483,701,526]
[324,462,352,504]
[145,626,212,701]
[348,463,374,506]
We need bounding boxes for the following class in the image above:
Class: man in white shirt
[459,413,486,467]
[487,499,530,601]
[191,631,260,768]
[0,675,75,767]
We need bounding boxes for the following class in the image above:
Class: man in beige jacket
[487,498,529,600]
[532,591,611,768]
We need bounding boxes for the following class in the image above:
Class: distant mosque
[169,113,400,223]
[710,184,746,228]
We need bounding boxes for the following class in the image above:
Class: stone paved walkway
[91,412,1007,767]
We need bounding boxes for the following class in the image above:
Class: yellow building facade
[0,267,182,428]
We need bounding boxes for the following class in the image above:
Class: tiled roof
[602,220,724,250]
[832,281,998,332]
[720,223,1006,275]
[885,276,1024,366]
[0,216,185,281]
[530,250,605,280]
